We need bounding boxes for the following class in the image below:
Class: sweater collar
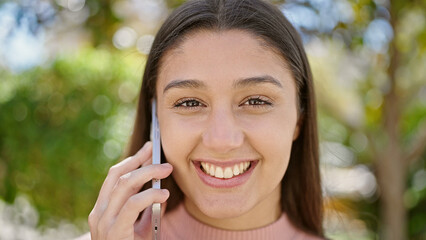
[162,203,301,240]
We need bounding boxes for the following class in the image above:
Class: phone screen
[151,100,161,240]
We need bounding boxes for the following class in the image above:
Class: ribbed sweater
[162,204,322,240]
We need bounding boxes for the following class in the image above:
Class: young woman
[85,0,324,239]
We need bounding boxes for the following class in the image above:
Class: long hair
[124,0,323,236]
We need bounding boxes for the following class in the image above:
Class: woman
[85,0,324,239]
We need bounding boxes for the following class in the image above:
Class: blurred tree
[278,0,426,239]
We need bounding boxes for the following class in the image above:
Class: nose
[201,107,244,154]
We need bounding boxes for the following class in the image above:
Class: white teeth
[233,165,240,175]
[209,165,215,176]
[215,167,224,178]
[204,163,210,173]
[224,167,233,178]
[201,161,252,178]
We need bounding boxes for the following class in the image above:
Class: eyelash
[240,96,273,108]
[173,96,272,109]
[174,98,205,109]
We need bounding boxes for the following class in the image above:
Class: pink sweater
[162,204,323,240]
[75,204,323,240]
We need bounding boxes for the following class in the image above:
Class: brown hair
[124,0,323,236]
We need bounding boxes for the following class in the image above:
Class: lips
[193,160,258,188]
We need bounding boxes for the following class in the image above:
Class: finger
[101,142,153,200]
[141,159,151,168]
[88,141,158,238]
[101,163,173,220]
[91,142,152,223]
[109,189,170,237]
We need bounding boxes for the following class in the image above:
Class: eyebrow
[163,75,283,93]
[233,75,283,89]
[163,79,206,93]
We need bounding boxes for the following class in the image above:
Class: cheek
[255,130,293,187]
[160,115,201,165]
[241,110,297,167]
[251,124,294,162]
[241,106,298,143]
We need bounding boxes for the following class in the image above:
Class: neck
[184,184,282,230]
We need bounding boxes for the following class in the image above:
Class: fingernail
[162,163,172,168]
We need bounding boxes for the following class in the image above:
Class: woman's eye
[174,99,204,108]
[241,96,272,107]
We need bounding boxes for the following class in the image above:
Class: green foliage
[0,48,145,225]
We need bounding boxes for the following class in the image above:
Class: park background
[0,0,425,239]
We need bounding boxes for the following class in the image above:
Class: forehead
[157,29,293,91]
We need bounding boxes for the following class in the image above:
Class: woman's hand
[88,141,173,240]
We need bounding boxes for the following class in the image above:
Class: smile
[200,161,251,178]
[193,160,258,188]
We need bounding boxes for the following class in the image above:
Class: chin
[195,194,255,219]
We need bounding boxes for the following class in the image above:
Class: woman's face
[156,29,300,228]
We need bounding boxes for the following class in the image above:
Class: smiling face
[155,29,300,230]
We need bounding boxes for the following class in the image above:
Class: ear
[292,114,304,141]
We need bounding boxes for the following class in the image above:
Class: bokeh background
[0,0,425,239]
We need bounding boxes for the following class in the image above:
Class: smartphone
[151,100,161,240]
